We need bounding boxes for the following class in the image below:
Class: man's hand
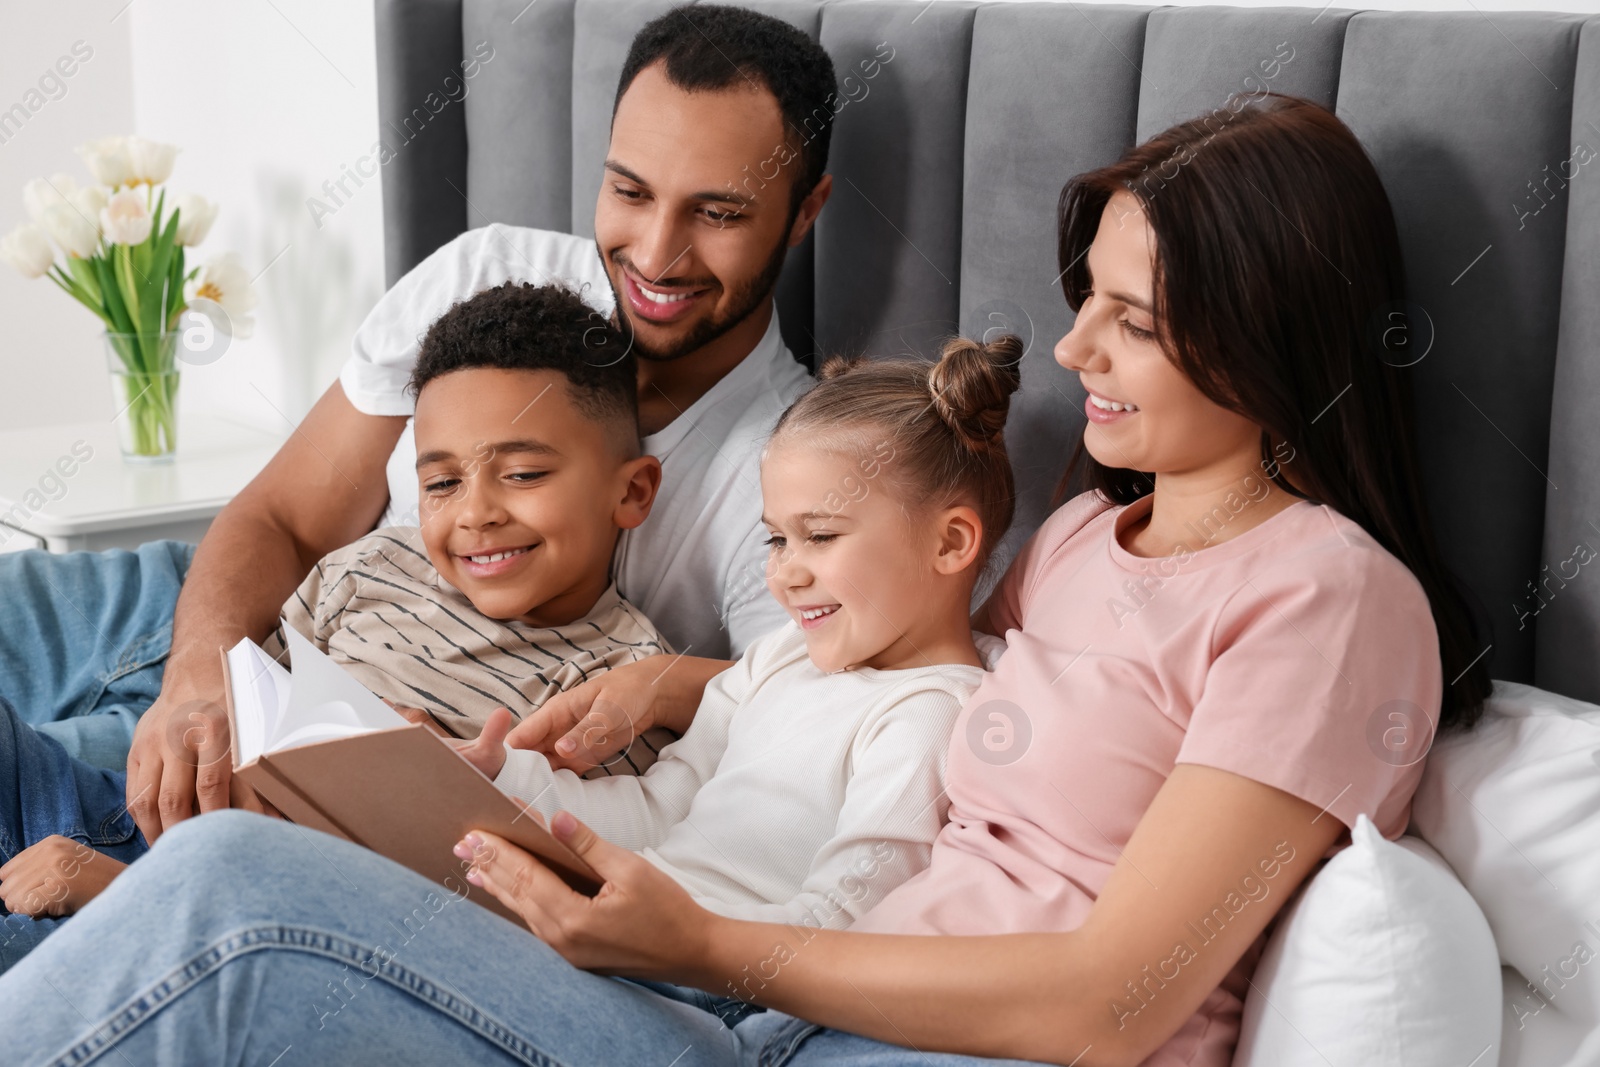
[124,689,263,843]
[446,707,513,780]
[505,654,729,772]
[125,382,407,843]
[0,836,128,917]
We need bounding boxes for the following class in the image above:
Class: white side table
[0,414,288,554]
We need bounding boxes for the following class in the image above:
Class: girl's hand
[456,811,716,978]
[0,836,128,917]
[446,707,513,779]
[504,654,729,771]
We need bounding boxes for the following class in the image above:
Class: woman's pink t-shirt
[854,489,1443,1066]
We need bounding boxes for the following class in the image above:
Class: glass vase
[105,331,181,462]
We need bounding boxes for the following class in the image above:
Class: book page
[226,630,410,760]
[271,626,407,752]
[227,640,292,767]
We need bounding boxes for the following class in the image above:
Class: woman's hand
[446,707,513,780]
[504,654,730,772]
[456,811,717,979]
[0,836,128,917]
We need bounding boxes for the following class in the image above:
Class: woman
[0,94,1486,1067]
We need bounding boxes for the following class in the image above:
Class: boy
[0,282,672,970]
[267,280,673,752]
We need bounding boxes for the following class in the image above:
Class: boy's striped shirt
[265,527,677,777]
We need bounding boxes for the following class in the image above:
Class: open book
[220,627,601,924]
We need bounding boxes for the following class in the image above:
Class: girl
[445,336,1025,932]
[0,94,1487,1067]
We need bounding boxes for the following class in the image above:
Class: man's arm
[125,382,407,841]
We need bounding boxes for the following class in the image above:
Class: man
[0,4,836,844]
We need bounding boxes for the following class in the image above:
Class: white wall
[0,0,1595,435]
[0,0,384,434]
[0,2,133,430]
[127,0,385,431]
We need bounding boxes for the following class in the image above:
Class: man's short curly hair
[409,282,638,450]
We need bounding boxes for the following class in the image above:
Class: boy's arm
[712,684,965,929]
[124,383,407,843]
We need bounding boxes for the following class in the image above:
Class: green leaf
[116,244,143,341]
[94,254,135,337]
[166,244,186,330]
[67,256,102,307]
[141,209,181,333]
[48,267,113,328]
[131,229,152,283]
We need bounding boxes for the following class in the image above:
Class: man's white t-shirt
[338,223,812,660]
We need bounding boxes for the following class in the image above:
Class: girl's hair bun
[768,336,1023,565]
[927,334,1025,453]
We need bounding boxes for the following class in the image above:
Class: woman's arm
[503,653,732,770]
[465,763,1343,1067]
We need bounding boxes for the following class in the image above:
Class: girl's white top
[495,621,1004,928]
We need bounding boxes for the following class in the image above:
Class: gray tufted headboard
[375,0,1600,703]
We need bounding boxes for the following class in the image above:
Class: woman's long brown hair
[1056,92,1489,732]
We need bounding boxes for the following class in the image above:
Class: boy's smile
[456,543,537,578]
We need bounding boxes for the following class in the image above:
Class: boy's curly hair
[409,281,637,445]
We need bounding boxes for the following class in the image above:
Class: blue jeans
[0,541,194,770]
[0,697,148,974]
[0,811,1047,1067]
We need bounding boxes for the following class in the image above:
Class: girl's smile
[796,603,842,629]
[759,440,982,674]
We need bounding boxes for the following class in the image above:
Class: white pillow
[1233,815,1501,1067]
[1409,680,1600,1067]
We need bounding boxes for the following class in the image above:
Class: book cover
[220,627,601,926]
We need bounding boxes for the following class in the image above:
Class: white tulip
[173,193,218,246]
[0,223,55,279]
[190,252,258,339]
[41,201,100,258]
[100,188,153,246]
[23,173,79,222]
[76,137,135,188]
[72,185,109,219]
[52,186,111,257]
[126,137,179,186]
